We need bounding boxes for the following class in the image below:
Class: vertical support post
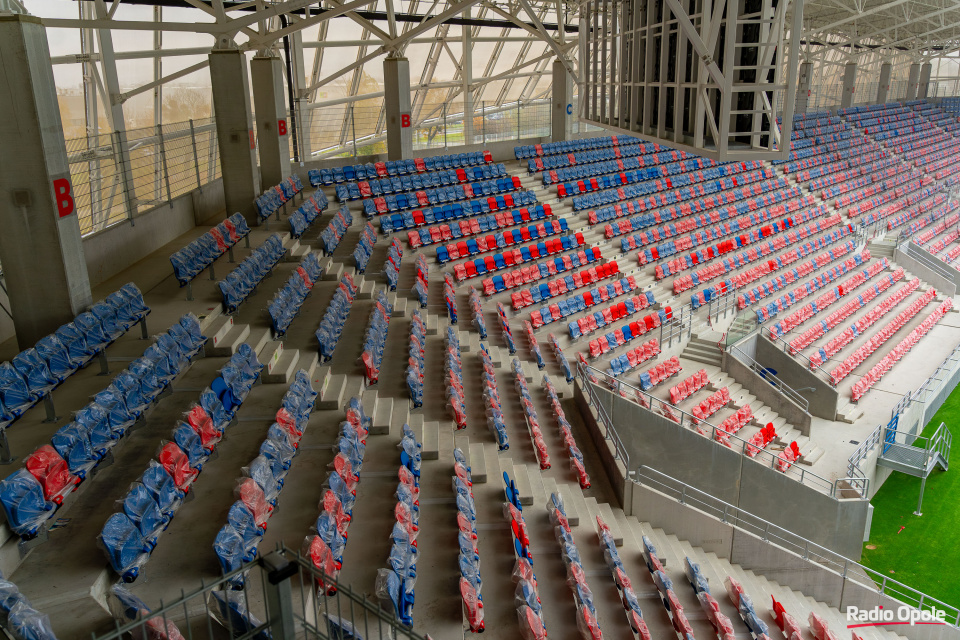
[383,56,413,161]
[156,124,173,206]
[443,102,448,149]
[919,63,932,99]
[877,63,892,104]
[796,62,812,114]
[114,130,137,225]
[840,63,857,108]
[261,553,297,640]
[251,55,292,190]
[907,63,921,100]
[350,107,358,158]
[482,101,486,145]
[189,119,203,190]
[462,13,474,146]
[552,59,573,142]
[914,475,926,516]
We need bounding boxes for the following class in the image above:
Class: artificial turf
[859,395,960,608]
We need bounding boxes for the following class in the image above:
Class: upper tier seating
[335,163,507,201]
[514,135,637,159]
[455,233,585,283]
[362,176,523,217]
[255,175,303,223]
[309,151,493,185]
[380,190,539,234]
[406,203,554,250]
[508,256,614,309]
[0,283,151,432]
[437,218,569,264]
[531,276,647,331]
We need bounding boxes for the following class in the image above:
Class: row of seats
[639,356,681,391]
[547,493,603,637]
[170,214,251,286]
[508,257,615,310]
[845,178,931,221]
[588,310,666,358]
[288,191,329,239]
[483,302,511,357]
[377,425,421,627]
[360,290,392,385]
[444,274,458,324]
[528,140,663,175]
[512,359,549,467]
[214,373,316,588]
[607,339,660,377]
[437,219,569,264]
[406,203,555,249]
[412,255,428,308]
[353,222,377,274]
[884,189,947,231]
[735,241,860,310]
[310,151,493,185]
[316,275,357,362]
[267,253,324,338]
[745,422,778,458]
[827,288,939,385]
[691,388,730,425]
[557,157,714,199]
[532,275,645,330]
[319,207,353,256]
[636,187,808,266]
[684,557,737,640]
[255,175,303,223]
[445,328,466,429]
[768,257,890,338]
[544,148,688,186]
[587,164,769,225]
[486,246,603,297]
[0,283,150,431]
[714,405,753,446]
[669,370,709,405]
[0,315,205,538]
[916,211,960,246]
[595,516,647,638]
[380,190,539,233]
[611,174,791,243]
[362,177,523,216]
[639,536,697,640]
[100,347,262,582]
[723,575,773,638]
[406,311,426,408]
[789,268,904,355]
[481,345,509,450]
[470,289,486,338]
[455,234,586,283]
[566,288,654,338]
[549,334,574,382]
[335,163,507,201]
[514,135,633,159]
[0,574,56,639]
[903,199,954,235]
[383,239,403,291]
[454,447,484,632]
[305,397,371,595]
[543,375,590,487]
[524,321,545,369]
[503,472,544,639]
[851,299,954,401]
[218,234,286,313]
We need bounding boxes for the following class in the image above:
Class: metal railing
[633,465,960,627]
[659,303,694,348]
[727,344,811,411]
[899,239,958,282]
[92,545,429,640]
[577,361,863,497]
[848,424,885,479]
[66,117,220,237]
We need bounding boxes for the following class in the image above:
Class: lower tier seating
[218,234,286,313]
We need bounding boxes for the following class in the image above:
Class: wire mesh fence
[65,117,220,237]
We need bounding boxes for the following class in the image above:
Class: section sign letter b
[53,178,74,218]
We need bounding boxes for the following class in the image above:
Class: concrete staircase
[869,237,897,258]
[681,334,724,367]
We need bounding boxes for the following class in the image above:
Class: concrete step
[422,422,440,460]
[318,374,347,410]
[262,347,300,384]
[468,441,487,484]
[207,322,250,357]
[371,396,393,436]
[511,462,534,506]
[358,279,375,299]
[322,260,344,281]
[206,315,235,353]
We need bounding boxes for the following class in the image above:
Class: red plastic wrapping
[627,611,651,640]
[576,604,603,640]
[459,577,485,632]
[518,606,547,640]
[809,612,841,640]
[672,604,695,638]
[724,575,745,609]
[24,445,75,503]
[332,454,358,491]
[458,512,477,539]
[276,408,303,441]
[235,478,272,528]
[571,457,591,489]
[344,410,368,441]
[305,536,339,594]
[321,491,351,530]
[186,406,220,451]
[158,442,198,492]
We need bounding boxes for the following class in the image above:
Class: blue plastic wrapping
[140,461,181,516]
[123,483,166,538]
[247,455,283,502]
[227,501,263,550]
[0,363,31,414]
[51,424,98,477]
[0,470,54,537]
[7,600,58,640]
[100,512,150,581]
[12,349,58,397]
[209,590,271,640]
[213,524,253,585]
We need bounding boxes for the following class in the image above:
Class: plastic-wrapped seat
[100,512,151,582]
[123,483,167,539]
[0,469,54,537]
[24,445,76,504]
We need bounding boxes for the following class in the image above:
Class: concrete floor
[0,130,954,639]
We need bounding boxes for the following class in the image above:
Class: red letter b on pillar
[401,114,411,128]
[53,178,74,218]
[278,119,287,136]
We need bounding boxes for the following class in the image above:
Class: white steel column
[796,62,812,113]
[552,59,573,141]
[840,62,857,108]
[251,55,292,188]
[877,62,892,103]
[0,13,93,348]
[462,13,474,145]
[918,62,932,98]
[907,63,921,100]
[383,56,413,160]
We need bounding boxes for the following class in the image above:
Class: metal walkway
[877,422,951,515]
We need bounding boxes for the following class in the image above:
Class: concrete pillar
[210,48,260,226]
[877,63,892,104]
[918,62,932,99]
[251,56,291,189]
[552,60,573,142]
[0,14,92,349]
[796,62,813,114]
[907,63,921,100]
[840,63,857,108]
[383,57,413,161]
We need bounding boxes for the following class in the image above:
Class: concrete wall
[631,481,960,640]
[574,383,629,507]
[723,348,813,435]
[895,245,959,297]
[754,335,839,420]
[589,382,869,557]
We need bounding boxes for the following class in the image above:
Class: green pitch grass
[860,395,960,609]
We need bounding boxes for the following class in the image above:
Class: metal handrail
[577,364,631,469]
[633,466,959,627]
[577,362,862,497]
[847,423,884,478]
[727,344,811,411]
[901,240,957,281]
